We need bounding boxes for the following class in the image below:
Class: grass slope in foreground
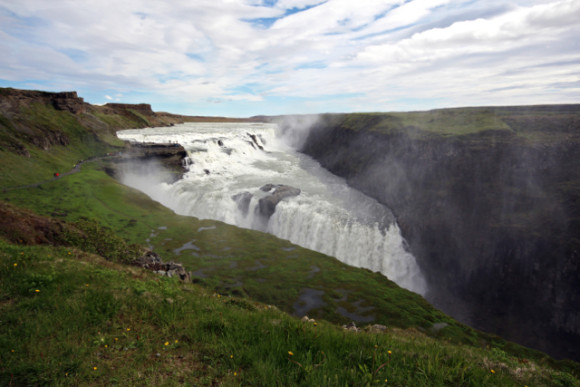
[2,239,579,386]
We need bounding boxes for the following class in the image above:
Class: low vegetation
[4,239,579,386]
[323,105,580,139]
[1,88,579,385]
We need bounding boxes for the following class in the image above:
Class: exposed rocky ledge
[104,103,155,116]
[231,184,301,221]
[258,184,301,218]
[105,142,188,183]
[0,88,86,115]
[135,250,191,281]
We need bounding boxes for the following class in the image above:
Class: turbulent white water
[117,122,427,295]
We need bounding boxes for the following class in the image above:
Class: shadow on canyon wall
[278,106,580,361]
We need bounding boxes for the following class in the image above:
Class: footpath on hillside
[1,153,121,193]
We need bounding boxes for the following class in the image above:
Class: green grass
[330,106,580,140]
[332,109,513,137]
[0,102,121,187]
[2,240,578,386]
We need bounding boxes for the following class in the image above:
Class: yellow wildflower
[13,263,17,267]
[234,372,238,376]
[35,289,40,293]
[114,337,118,341]
[288,351,294,356]
[126,328,131,331]
[230,354,234,359]
[164,341,169,346]
[490,369,495,374]
[93,366,97,371]
[387,350,392,355]
[175,339,178,343]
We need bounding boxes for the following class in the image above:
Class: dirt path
[1,154,119,193]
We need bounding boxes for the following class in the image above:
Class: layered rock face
[0,88,86,114]
[104,103,155,116]
[0,87,190,156]
[290,108,580,360]
[105,142,188,183]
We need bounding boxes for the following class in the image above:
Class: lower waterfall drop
[117,122,427,295]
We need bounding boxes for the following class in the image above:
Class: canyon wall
[284,107,580,360]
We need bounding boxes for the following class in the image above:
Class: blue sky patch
[244,1,328,29]
[295,62,328,70]
[186,53,205,62]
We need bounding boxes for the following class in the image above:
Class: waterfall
[117,122,427,295]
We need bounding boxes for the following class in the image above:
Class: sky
[0,0,579,117]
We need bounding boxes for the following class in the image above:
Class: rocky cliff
[282,106,580,361]
[105,142,188,183]
[0,88,86,115]
[0,87,186,156]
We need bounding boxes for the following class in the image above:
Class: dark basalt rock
[104,103,155,116]
[106,142,188,183]
[232,191,253,215]
[257,184,301,218]
[247,133,264,150]
[136,251,191,281]
[294,108,580,361]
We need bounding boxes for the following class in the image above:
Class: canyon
[279,108,580,360]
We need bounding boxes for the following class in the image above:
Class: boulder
[135,251,191,281]
[342,321,360,332]
[365,324,388,334]
[257,184,301,218]
[232,191,253,215]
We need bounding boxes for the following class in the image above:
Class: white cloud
[0,0,578,114]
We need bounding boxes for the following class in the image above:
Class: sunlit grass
[2,240,577,386]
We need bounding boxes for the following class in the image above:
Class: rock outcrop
[105,142,188,183]
[257,184,301,218]
[232,191,253,216]
[290,107,580,361]
[0,88,86,115]
[51,91,86,114]
[104,103,155,116]
[135,251,191,281]
[231,184,301,220]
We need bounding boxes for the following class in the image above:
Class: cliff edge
[284,106,580,361]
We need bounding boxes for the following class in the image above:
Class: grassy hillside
[3,238,578,386]
[1,88,579,385]
[309,104,580,139]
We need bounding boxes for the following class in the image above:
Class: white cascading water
[117,122,427,295]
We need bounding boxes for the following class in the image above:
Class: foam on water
[117,123,427,295]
